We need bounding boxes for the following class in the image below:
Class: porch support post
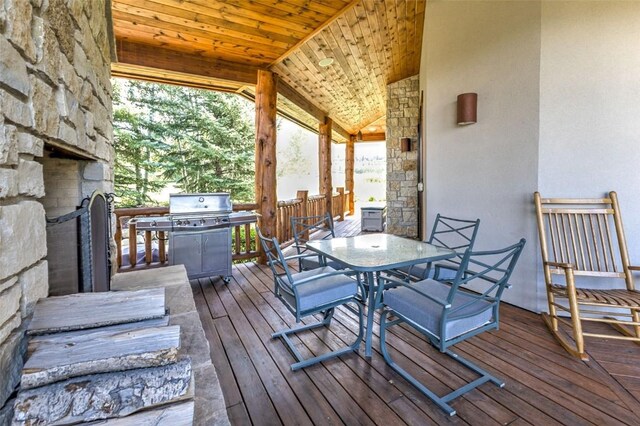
[255,70,278,262]
[346,134,355,215]
[319,117,333,218]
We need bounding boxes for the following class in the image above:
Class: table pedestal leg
[365,271,376,357]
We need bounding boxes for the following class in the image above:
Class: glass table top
[306,233,455,272]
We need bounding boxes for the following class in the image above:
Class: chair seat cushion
[384,279,494,341]
[397,262,458,281]
[301,255,345,271]
[290,266,358,312]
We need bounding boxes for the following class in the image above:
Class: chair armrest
[628,265,640,271]
[545,261,574,270]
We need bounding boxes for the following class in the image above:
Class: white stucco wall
[539,1,640,258]
[421,1,640,312]
[420,1,542,311]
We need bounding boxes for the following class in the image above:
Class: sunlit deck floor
[191,215,640,425]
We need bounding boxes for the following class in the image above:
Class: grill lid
[169,193,232,216]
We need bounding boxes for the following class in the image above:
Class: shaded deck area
[191,216,640,425]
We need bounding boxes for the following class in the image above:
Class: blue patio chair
[394,214,480,282]
[380,238,526,416]
[257,226,365,371]
[291,212,344,271]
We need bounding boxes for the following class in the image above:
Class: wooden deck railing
[114,190,349,272]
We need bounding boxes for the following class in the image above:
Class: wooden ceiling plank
[320,25,379,122]
[404,0,417,76]
[114,19,281,63]
[305,36,361,107]
[384,0,402,84]
[352,2,386,115]
[395,0,409,80]
[112,0,300,46]
[112,10,290,53]
[116,32,276,67]
[269,0,360,67]
[291,47,361,128]
[287,49,344,116]
[413,0,427,76]
[192,0,330,28]
[240,0,331,21]
[369,0,394,85]
[115,40,259,85]
[151,0,316,35]
[360,0,390,88]
[142,0,311,38]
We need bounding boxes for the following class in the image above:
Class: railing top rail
[277,198,303,207]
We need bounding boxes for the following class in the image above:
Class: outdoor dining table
[306,233,456,357]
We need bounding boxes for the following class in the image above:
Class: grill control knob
[151,220,157,227]
[175,220,182,226]
[183,219,190,226]
[200,219,206,225]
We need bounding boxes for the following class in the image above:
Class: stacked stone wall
[386,75,420,237]
[0,0,113,415]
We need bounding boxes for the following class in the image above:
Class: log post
[296,190,309,241]
[337,187,345,221]
[346,134,355,215]
[319,117,332,219]
[255,70,278,263]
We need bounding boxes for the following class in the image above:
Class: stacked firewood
[11,288,194,425]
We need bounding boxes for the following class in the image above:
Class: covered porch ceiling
[109,0,425,143]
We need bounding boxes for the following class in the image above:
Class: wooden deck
[191,216,640,425]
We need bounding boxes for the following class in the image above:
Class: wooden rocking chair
[534,191,640,360]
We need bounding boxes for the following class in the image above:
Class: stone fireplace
[0,0,114,421]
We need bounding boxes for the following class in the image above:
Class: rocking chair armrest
[544,261,575,270]
[627,265,640,271]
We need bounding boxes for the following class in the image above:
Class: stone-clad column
[386,75,420,238]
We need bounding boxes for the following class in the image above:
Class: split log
[13,358,193,425]
[27,288,166,335]
[84,401,194,426]
[22,326,180,389]
[28,316,170,356]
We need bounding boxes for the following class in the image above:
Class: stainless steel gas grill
[131,193,257,282]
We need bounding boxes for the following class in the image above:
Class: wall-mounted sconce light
[400,137,412,152]
[457,93,477,125]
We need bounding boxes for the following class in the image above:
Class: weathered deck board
[27,288,166,335]
[22,326,180,389]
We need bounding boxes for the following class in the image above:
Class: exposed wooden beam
[111,63,244,93]
[277,80,350,140]
[115,40,259,85]
[255,70,278,263]
[359,132,386,142]
[268,0,361,67]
